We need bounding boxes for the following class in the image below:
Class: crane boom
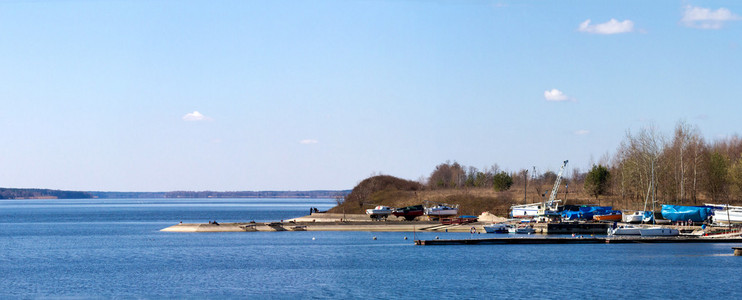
[546,160,569,209]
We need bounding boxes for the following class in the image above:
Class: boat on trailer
[365,206,393,220]
[392,205,424,221]
[424,204,459,217]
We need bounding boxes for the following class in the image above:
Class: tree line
[0,188,93,199]
[423,120,742,207]
[427,162,515,191]
[610,121,742,206]
[1,190,351,200]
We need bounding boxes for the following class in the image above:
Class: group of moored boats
[510,202,742,225]
[476,160,742,238]
[608,204,742,236]
[365,203,459,220]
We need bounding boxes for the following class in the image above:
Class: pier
[414,236,742,245]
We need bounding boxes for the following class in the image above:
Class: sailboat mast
[727,204,731,232]
[651,160,656,225]
[523,169,528,205]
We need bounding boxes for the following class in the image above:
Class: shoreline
[160,213,503,233]
[159,213,725,236]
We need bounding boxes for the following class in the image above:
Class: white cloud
[578,19,634,34]
[544,89,570,102]
[574,129,590,135]
[299,139,319,145]
[182,111,209,121]
[682,5,740,29]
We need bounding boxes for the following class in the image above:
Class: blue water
[1,198,741,299]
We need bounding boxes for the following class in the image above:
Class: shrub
[492,172,513,191]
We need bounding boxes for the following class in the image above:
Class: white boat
[639,226,679,236]
[706,204,742,224]
[608,225,642,235]
[508,225,535,234]
[510,203,541,218]
[365,206,393,220]
[424,204,459,217]
[483,223,509,234]
[624,211,646,223]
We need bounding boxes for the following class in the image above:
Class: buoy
[435,236,440,240]
[312,237,316,240]
[373,236,377,240]
[404,237,408,240]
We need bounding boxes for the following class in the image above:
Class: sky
[0,0,741,191]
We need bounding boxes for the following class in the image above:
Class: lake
[0,198,740,299]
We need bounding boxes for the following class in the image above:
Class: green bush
[584,164,610,199]
[492,172,513,191]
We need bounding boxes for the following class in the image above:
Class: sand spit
[160,213,505,233]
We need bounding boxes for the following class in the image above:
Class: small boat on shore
[483,223,509,234]
[510,203,541,218]
[424,204,459,217]
[640,226,679,236]
[594,211,623,222]
[392,205,424,221]
[624,211,647,223]
[366,206,393,220]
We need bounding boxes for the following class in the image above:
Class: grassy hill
[328,174,705,217]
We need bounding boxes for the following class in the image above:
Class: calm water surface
[0,198,740,299]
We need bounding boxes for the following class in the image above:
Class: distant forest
[0,189,349,200]
[89,190,350,199]
[0,188,93,199]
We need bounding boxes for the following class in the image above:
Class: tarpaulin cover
[660,205,712,222]
[561,206,614,220]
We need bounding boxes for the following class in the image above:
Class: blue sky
[1,0,740,191]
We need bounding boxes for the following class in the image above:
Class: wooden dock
[414,236,742,245]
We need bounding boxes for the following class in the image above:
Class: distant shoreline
[0,188,350,200]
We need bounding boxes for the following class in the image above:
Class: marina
[414,236,742,245]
